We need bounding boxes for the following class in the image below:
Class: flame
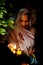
[8,43,22,55]
[8,43,16,54]
[11,48,16,54]
[16,48,22,55]
[13,44,16,49]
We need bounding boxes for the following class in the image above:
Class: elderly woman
[7,8,38,65]
[7,8,35,56]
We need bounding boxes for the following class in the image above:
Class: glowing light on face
[20,21,25,27]
[20,14,29,27]
[21,15,28,21]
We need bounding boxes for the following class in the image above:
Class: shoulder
[24,29,34,40]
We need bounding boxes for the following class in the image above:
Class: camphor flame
[13,44,16,49]
[16,48,22,55]
[8,43,16,54]
[8,43,22,55]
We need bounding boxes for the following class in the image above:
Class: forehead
[21,14,28,21]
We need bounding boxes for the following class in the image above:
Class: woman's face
[20,14,29,28]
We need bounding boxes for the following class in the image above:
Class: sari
[8,8,34,55]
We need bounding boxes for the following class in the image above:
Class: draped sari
[8,9,35,55]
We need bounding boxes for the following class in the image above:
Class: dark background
[0,0,42,65]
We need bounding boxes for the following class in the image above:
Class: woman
[7,8,35,56]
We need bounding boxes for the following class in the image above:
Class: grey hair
[17,8,29,19]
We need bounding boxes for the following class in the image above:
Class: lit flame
[8,43,22,55]
[8,43,16,54]
[11,48,16,54]
[13,44,16,49]
[16,48,22,55]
